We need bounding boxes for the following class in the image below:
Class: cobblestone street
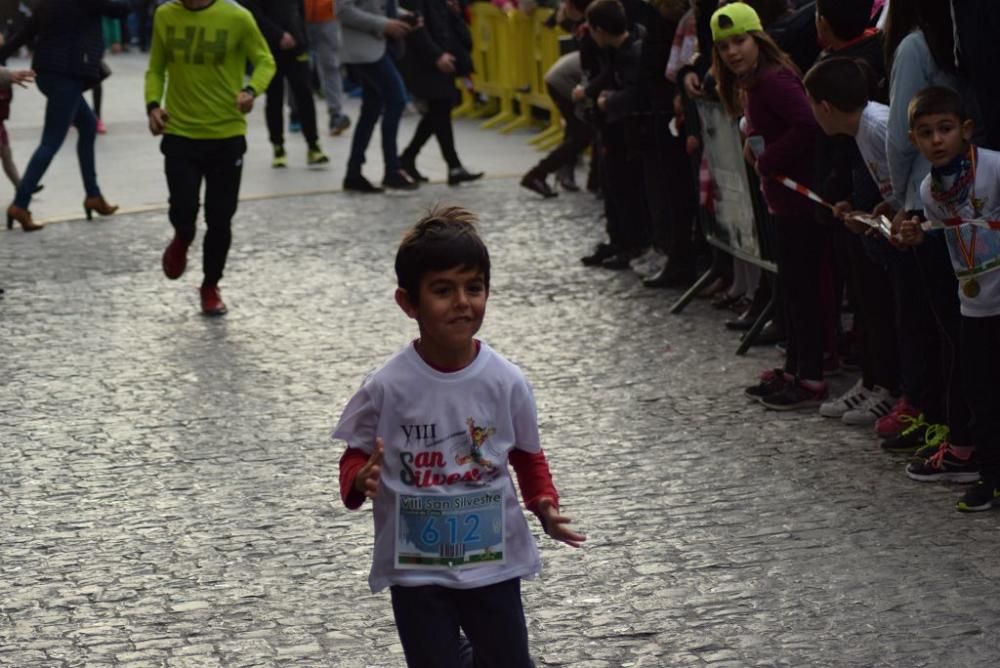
[2,173,1000,667]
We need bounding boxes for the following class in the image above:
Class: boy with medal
[899,86,1000,511]
[332,206,585,666]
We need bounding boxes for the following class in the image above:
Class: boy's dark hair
[586,0,627,36]
[744,0,790,27]
[803,57,878,112]
[567,0,597,14]
[908,86,967,129]
[816,0,873,42]
[395,205,491,303]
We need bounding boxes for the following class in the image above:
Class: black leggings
[266,51,318,147]
[161,134,246,287]
[403,97,460,169]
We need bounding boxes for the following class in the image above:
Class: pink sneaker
[96,118,107,134]
[874,397,921,438]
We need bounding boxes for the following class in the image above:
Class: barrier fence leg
[735,296,775,356]
[669,268,716,315]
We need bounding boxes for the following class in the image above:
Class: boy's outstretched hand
[538,497,586,548]
[353,438,385,500]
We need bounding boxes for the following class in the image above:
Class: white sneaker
[819,379,871,418]
[842,386,895,426]
[630,248,667,279]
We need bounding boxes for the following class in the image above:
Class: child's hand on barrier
[353,438,385,500]
[872,200,895,220]
[597,91,608,111]
[538,498,586,548]
[572,84,585,103]
[685,135,700,155]
[897,217,925,246]
[10,69,34,88]
[683,71,702,98]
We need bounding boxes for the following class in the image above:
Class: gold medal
[962,278,981,298]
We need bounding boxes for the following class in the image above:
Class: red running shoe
[874,397,921,438]
[162,236,191,280]
[200,285,227,316]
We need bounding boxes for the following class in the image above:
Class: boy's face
[909,112,974,168]
[396,266,488,352]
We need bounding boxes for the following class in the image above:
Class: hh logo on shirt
[164,26,230,66]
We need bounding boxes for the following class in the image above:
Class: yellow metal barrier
[468,3,516,129]
[465,5,566,143]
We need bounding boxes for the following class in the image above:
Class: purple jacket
[745,66,819,216]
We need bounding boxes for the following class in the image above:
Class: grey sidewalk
[1,52,533,223]
[2,52,1000,668]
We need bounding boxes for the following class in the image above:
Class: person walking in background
[240,0,329,168]
[397,0,483,186]
[145,0,276,316]
[92,16,123,135]
[305,0,351,136]
[0,65,41,197]
[338,0,416,192]
[0,0,129,232]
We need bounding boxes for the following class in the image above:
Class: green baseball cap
[711,2,764,43]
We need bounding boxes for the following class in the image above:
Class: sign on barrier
[696,99,776,273]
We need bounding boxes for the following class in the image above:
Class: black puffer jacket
[0,0,129,87]
[397,0,472,101]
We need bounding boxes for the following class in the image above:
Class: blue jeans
[15,73,100,209]
[346,55,406,178]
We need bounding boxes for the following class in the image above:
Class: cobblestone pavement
[2,180,1000,668]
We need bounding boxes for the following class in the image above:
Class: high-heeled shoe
[6,204,43,232]
[83,196,118,221]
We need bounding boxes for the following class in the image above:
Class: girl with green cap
[710,2,830,411]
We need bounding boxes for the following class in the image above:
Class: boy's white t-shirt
[332,341,544,593]
[920,146,1000,317]
[855,102,894,202]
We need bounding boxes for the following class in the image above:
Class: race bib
[395,488,506,569]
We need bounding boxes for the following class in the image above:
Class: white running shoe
[819,379,871,418]
[842,386,895,426]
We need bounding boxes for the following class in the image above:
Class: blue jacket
[0,0,129,86]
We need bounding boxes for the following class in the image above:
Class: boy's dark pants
[773,215,826,381]
[161,134,246,287]
[601,123,650,253]
[915,232,972,445]
[390,578,533,668]
[961,314,1000,486]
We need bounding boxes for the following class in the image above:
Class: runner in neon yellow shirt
[145,0,276,315]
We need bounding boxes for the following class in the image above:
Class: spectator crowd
[1,0,999,514]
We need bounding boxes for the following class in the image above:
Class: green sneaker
[307,146,329,165]
[272,145,288,168]
[910,424,951,460]
[879,414,931,453]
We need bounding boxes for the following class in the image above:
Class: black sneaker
[881,422,932,453]
[744,368,790,401]
[448,166,484,185]
[399,155,428,182]
[382,170,419,190]
[329,114,351,136]
[905,443,979,483]
[956,481,1000,512]
[343,174,384,193]
[581,243,618,267]
[600,252,633,270]
[520,170,557,198]
[759,380,828,411]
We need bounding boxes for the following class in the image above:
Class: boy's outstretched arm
[509,449,586,548]
[339,438,385,509]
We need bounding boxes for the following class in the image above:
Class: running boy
[332,206,585,667]
[145,0,276,316]
[898,86,1000,511]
